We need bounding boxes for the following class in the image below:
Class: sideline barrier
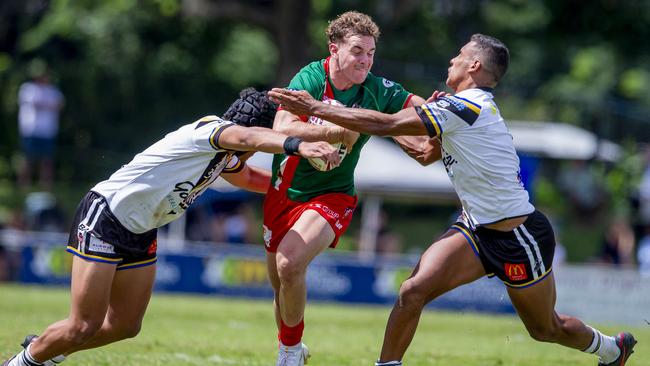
[12,234,513,314]
[8,232,650,324]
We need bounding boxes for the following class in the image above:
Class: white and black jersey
[92,116,244,234]
[415,88,534,227]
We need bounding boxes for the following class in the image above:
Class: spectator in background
[598,219,635,266]
[17,60,64,191]
[636,225,650,277]
[557,159,605,220]
[223,203,256,244]
[186,200,257,244]
[0,245,10,282]
[375,210,402,255]
[24,192,67,232]
[637,147,650,225]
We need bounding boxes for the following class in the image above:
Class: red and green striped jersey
[271,57,412,202]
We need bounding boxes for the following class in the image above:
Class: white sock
[583,326,620,363]
[375,361,402,366]
[8,346,43,366]
[22,336,65,366]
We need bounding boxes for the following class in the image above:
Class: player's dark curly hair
[223,87,278,129]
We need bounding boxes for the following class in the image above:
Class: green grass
[1,284,648,365]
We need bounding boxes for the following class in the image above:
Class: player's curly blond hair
[326,11,380,44]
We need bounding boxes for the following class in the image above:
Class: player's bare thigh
[507,272,556,323]
[403,229,485,301]
[106,264,156,328]
[276,209,336,272]
[68,256,117,323]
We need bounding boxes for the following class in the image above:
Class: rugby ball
[306,99,356,171]
[307,141,348,171]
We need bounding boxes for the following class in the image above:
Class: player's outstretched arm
[392,95,442,165]
[273,110,340,143]
[273,110,359,151]
[217,125,340,165]
[269,88,429,137]
[222,164,271,193]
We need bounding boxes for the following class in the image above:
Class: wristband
[283,136,303,156]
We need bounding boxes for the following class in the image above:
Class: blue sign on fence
[19,243,514,314]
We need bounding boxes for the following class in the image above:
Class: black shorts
[451,210,555,288]
[67,191,158,270]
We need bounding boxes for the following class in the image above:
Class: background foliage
[1,0,650,259]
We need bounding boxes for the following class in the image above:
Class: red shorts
[262,188,358,253]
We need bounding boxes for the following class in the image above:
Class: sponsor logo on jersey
[505,263,528,282]
[309,98,344,125]
[442,150,458,177]
[173,181,196,211]
[88,235,115,254]
[382,78,395,88]
[174,153,228,211]
[435,97,466,111]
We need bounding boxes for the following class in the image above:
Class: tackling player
[263,11,437,366]
[269,34,637,366]
[2,88,339,366]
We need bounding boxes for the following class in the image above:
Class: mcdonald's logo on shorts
[504,263,528,282]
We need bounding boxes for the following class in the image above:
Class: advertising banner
[18,243,514,314]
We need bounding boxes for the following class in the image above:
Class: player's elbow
[414,156,434,166]
[272,111,298,134]
[418,151,441,166]
[273,122,292,135]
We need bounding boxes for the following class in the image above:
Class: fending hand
[268,88,317,116]
[426,90,450,103]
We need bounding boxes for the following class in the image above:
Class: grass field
[1,284,648,366]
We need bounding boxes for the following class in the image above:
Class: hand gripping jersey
[271,57,413,202]
[92,116,243,233]
[415,87,535,226]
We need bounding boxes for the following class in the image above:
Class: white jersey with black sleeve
[92,115,244,234]
[415,87,534,227]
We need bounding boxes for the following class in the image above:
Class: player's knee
[116,321,142,339]
[276,256,305,285]
[398,279,429,308]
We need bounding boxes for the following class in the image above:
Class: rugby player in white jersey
[269,34,637,366]
[2,88,340,366]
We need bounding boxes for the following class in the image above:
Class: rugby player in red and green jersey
[263,11,438,366]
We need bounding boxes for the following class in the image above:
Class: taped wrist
[283,136,303,156]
